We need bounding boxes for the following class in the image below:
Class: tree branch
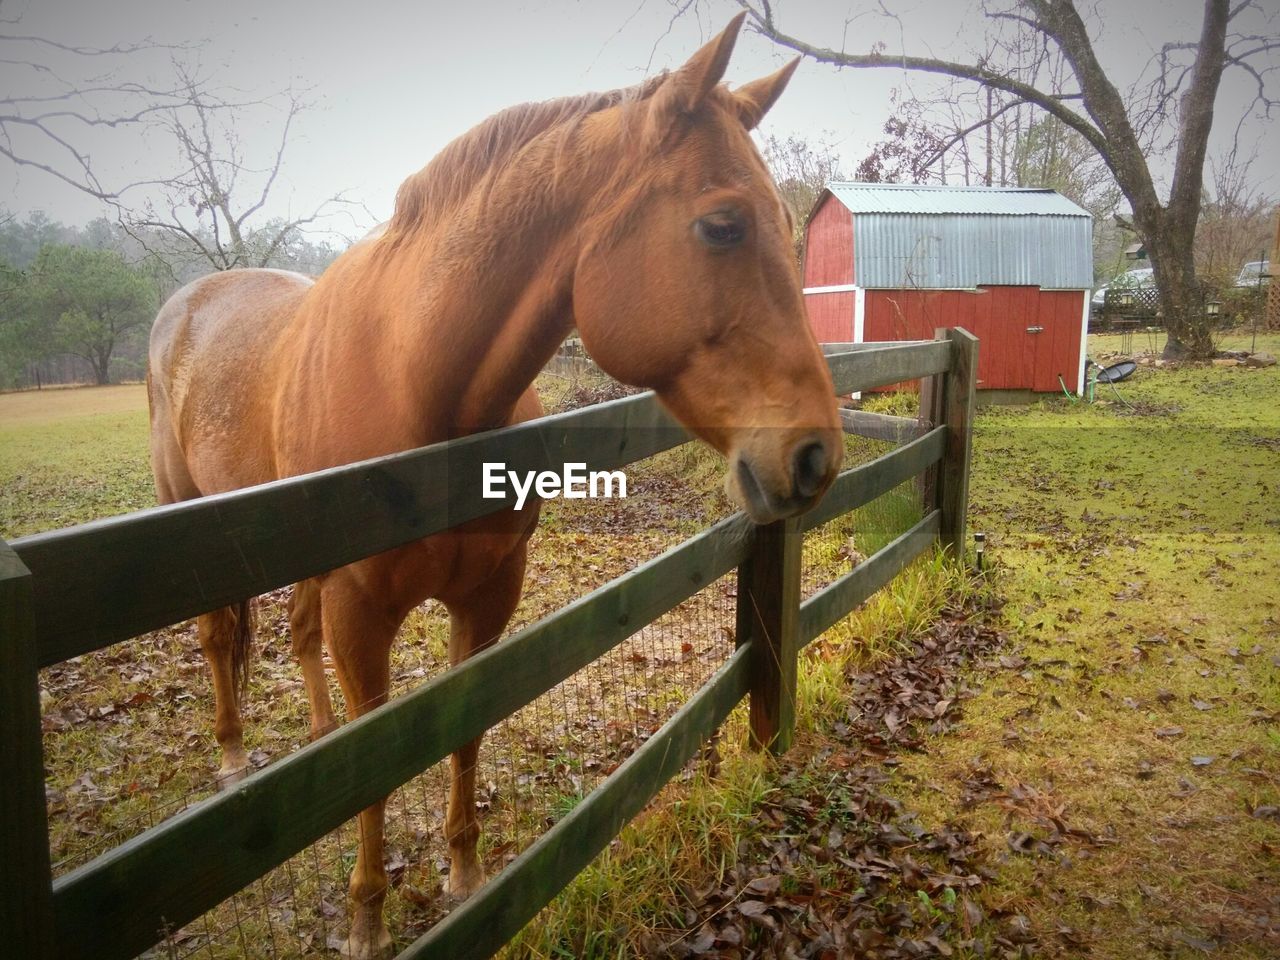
[0,130,112,198]
[237,95,303,229]
[734,0,1113,164]
[917,96,1028,172]
[0,33,196,57]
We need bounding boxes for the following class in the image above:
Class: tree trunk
[92,350,110,385]
[1146,228,1215,359]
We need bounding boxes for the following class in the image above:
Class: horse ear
[734,57,800,130]
[645,12,747,141]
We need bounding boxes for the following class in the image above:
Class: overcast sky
[2,0,1276,241]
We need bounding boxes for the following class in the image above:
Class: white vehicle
[1234,260,1271,288]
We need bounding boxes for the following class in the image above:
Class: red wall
[802,196,854,288]
[862,286,1084,392]
[805,292,855,342]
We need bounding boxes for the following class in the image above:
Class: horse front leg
[441,544,529,900]
[323,577,399,960]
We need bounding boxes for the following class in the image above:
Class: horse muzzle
[729,432,841,524]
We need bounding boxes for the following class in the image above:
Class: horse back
[149,269,313,501]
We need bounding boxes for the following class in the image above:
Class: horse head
[573,14,842,523]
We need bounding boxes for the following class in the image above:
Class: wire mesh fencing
[40,373,938,959]
[41,436,745,958]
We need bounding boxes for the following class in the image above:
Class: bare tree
[760,132,848,252]
[1194,141,1274,286]
[0,22,196,202]
[722,0,1279,359]
[2,19,359,278]
[123,67,356,274]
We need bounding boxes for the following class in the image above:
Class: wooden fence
[0,328,977,960]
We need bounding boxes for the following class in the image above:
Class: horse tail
[231,598,256,705]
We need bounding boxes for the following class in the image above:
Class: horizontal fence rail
[12,393,689,668]
[799,426,945,534]
[11,341,949,669]
[2,333,977,960]
[838,408,929,444]
[800,511,942,645]
[827,340,951,394]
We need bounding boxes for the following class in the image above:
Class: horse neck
[382,132,620,438]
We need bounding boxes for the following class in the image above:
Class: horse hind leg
[148,396,262,785]
[197,599,255,787]
[288,578,337,740]
[441,544,528,900]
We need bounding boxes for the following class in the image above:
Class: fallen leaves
[659,597,1049,959]
[837,603,1006,754]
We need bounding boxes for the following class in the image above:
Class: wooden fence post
[736,517,801,754]
[917,347,945,511]
[935,328,978,559]
[0,539,56,958]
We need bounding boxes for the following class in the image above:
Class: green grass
[887,332,1280,958]
[0,383,154,537]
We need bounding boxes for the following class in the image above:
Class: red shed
[803,182,1093,395]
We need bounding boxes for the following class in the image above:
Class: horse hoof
[445,865,486,901]
[214,765,249,791]
[309,720,339,742]
[338,927,393,959]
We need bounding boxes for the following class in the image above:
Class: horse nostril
[792,441,828,500]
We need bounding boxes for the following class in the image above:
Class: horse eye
[695,215,745,249]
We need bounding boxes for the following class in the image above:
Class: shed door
[977,287,1082,392]
[860,286,1084,393]
[1029,291,1086,393]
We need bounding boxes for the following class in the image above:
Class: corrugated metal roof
[827,181,1090,218]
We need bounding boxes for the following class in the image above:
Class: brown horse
[147,14,840,957]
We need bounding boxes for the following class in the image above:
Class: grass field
[907,330,1280,958]
[0,383,153,535]
[3,336,1277,958]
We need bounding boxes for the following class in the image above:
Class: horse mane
[386,75,669,239]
